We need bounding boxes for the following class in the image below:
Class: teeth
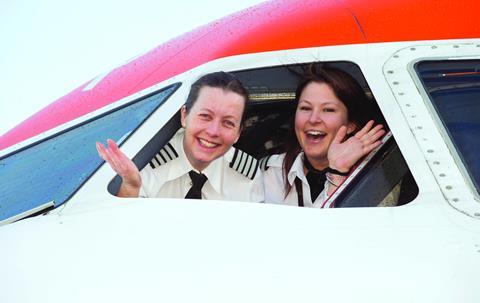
[199,138,218,148]
[306,130,325,136]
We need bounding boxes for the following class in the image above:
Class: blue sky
[0,0,265,136]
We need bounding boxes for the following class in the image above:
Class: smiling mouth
[305,130,326,140]
[198,138,220,148]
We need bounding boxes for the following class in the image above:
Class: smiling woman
[98,72,264,202]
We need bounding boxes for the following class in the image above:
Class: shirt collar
[287,152,306,185]
[166,128,192,181]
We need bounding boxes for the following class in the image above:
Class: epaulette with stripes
[229,148,259,180]
[149,143,179,169]
[259,155,272,171]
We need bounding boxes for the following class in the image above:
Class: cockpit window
[0,83,179,224]
[416,60,480,194]
[231,62,417,207]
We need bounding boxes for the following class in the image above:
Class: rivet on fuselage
[439,173,446,177]
[446,185,453,190]
[427,149,434,153]
[410,47,416,51]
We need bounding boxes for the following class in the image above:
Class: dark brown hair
[184,71,249,128]
[282,64,373,195]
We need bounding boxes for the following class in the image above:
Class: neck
[304,155,328,172]
[183,140,208,172]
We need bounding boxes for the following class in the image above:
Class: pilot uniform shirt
[139,129,264,202]
[261,152,333,208]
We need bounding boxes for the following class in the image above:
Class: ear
[346,122,357,135]
[180,106,187,128]
[234,124,244,144]
[233,131,241,144]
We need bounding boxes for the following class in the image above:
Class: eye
[199,113,211,120]
[223,120,236,128]
[323,107,336,112]
[298,105,311,111]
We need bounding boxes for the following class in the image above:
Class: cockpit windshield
[0,84,179,224]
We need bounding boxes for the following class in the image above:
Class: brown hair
[184,71,249,128]
[282,64,373,196]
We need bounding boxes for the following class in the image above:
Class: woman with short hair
[97,72,263,202]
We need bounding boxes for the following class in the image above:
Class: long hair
[282,64,374,196]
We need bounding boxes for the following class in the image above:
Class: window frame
[381,41,480,215]
[409,56,480,201]
[413,59,480,195]
[0,83,181,225]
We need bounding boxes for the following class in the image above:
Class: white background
[0,0,265,136]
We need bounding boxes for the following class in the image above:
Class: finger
[106,139,137,175]
[96,142,107,160]
[367,124,385,136]
[333,125,347,144]
[363,140,382,154]
[355,120,374,138]
[367,128,386,143]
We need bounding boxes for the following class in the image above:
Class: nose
[308,109,323,124]
[205,120,221,137]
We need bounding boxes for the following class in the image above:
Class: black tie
[185,170,208,199]
[304,157,327,202]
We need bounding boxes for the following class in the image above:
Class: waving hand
[328,120,385,173]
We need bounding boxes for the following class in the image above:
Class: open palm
[96,139,142,188]
[328,120,385,173]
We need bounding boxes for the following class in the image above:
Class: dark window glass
[416,60,480,193]
[0,84,179,223]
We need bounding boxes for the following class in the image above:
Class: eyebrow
[198,108,240,120]
[299,99,338,106]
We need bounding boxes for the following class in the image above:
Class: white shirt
[262,152,333,208]
[139,129,264,202]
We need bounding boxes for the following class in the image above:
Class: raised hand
[327,120,385,173]
[96,139,142,197]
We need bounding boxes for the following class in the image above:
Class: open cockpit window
[124,62,418,207]
[0,83,179,225]
[232,62,417,207]
[416,60,480,195]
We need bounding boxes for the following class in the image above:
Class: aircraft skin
[1,0,480,302]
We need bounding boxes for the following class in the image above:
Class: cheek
[221,129,240,145]
[325,114,349,130]
[294,113,306,132]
